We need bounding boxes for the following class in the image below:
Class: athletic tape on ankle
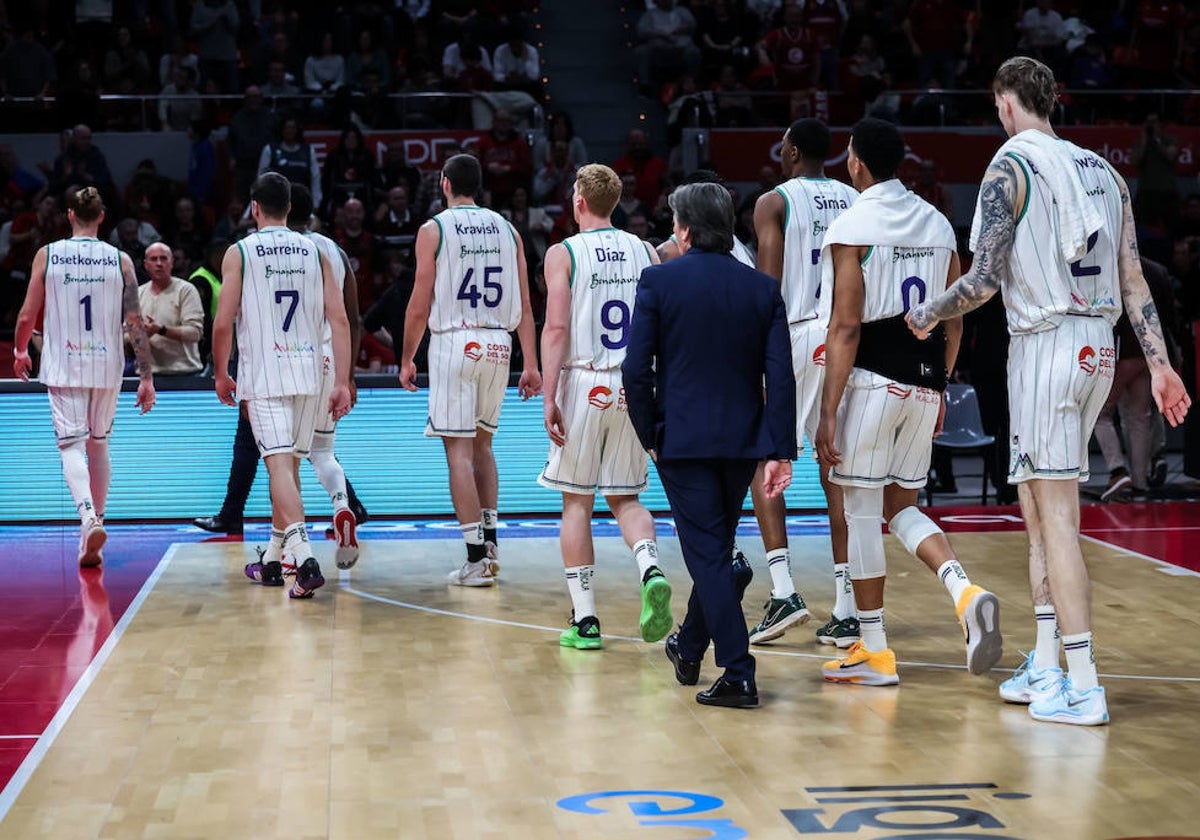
[888,506,941,556]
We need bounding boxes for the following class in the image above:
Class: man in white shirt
[138,242,204,375]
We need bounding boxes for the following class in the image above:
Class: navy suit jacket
[621,248,798,462]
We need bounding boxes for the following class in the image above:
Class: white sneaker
[333,508,359,570]
[484,540,500,578]
[955,585,1003,675]
[447,558,497,587]
[999,651,1064,704]
[78,517,107,568]
[1028,678,1109,726]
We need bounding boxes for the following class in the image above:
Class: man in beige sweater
[137,242,204,375]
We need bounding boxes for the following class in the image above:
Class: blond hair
[993,56,1058,120]
[69,186,104,223]
[575,164,622,219]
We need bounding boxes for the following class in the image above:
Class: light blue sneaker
[999,651,1064,704]
[1028,678,1109,726]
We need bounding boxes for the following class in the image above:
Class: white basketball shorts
[830,368,941,489]
[790,319,827,454]
[538,367,648,496]
[48,386,121,446]
[245,394,321,458]
[1007,316,1115,483]
[312,351,338,438]
[425,329,511,438]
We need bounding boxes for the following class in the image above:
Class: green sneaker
[638,567,673,643]
[560,615,603,650]
[816,614,861,649]
[749,592,811,644]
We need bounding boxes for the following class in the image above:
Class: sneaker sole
[750,606,812,645]
[289,568,326,599]
[1100,476,1132,502]
[963,592,1003,675]
[448,571,496,587]
[822,670,899,687]
[333,509,359,570]
[560,635,603,650]
[639,576,673,643]
[1028,707,1109,726]
[79,527,107,568]
[999,685,1059,705]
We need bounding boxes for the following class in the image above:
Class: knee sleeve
[58,439,93,514]
[888,506,942,557]
[308,436,347,500]
[842,485,887,581]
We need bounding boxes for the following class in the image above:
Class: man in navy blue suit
[622,182,797,708]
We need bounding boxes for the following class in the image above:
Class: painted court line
[1081,533,1200,578]
[0,737,39,741]
[0,546,177,825]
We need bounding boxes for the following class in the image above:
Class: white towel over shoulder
[969,128,1103,264]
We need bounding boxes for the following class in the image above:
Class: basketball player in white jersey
[815,118,1002,686]
[212,172,354,599]
[539,163,672,649]
[286,185,362,569]
[752,119,860,647]
[12,187,156,567]
[908,58,1190,725]
[400,153,542,586]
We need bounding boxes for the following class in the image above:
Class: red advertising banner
[708,126,1200,183]
[308,129,487,171]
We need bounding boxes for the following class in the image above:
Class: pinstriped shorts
[48,386,121,446]
[538,368,648,496]
[245,394,322,458]
[425,329,511,438]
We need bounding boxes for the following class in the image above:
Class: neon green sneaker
[560,615,603,650]
[639,567,673,643]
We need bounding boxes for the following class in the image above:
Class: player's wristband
[158,324,167,336]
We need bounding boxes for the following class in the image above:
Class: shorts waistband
[430,326,511,335]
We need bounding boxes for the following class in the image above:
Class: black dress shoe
[696,676,758,708]
[732,551,753,600]
[664,632,700,686]
[192,515,243,534]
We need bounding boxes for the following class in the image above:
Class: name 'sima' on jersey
[431,206,522,332]
[40,238,126,389]
[235,227,325,398]
[776,177,858,323]
[563,228,654,371]
[1003,145,1123,334]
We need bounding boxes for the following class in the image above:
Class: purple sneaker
[289,557,325,599]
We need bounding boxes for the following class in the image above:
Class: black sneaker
[289,557,326,599]
[732,551,753,600]
[1149,456,1168,488]
[245,548,284,586]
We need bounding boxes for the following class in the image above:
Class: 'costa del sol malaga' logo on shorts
[588,386,613,410]
[463,341,483,362]
[1078,345,1097,375]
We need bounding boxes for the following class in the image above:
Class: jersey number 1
[80,294,93,331]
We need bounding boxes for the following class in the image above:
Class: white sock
[731,542,742,560]
[308,437,348,510]
[461,521,484,545]
[1033,605,1060,670]
[565,565,596,620]
[265,528,285,565]
[936,559,971,605]
[832,563,854,620]
[858,607,887,652]
[766,548,795,598]
[1062,631,1098,691]
[86,438,110,518]
[632,539,658,579]
[283,521,312,561]
[59,441,96,522]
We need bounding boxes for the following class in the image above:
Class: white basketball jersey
[775,176,858,324]
[860,243,954,324]
[668,233,754,266]
[234,226,325,398]
[304,230,347,350]
[997,143,1123,335]
[40,237,126,388]
[430,205,522,331]
[562,227,654,370]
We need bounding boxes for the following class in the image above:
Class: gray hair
[669,182,734,253]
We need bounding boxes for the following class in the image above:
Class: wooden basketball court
[1,515,1198,839]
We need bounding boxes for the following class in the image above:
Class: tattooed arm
[907,157,1021,338]
[121,252,156,413]
[1112,170,1192,427]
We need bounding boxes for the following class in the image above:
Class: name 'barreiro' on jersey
[254,243,311,257]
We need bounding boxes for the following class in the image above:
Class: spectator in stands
[533,140,577,208]
[502,185,553,265]
[492,23,541,97]
[612,127,667,208]
[712,64,755,126]
[252,31,301,88]
[451,41,495,92]
[754,1,819,110]
[137,242,205,376]
[478,109,532,208]
[261,59,302,110]
[533,112,589,173]
[212,196,255,242]
[1132,0,1187,89]
[304,31,345,115]
[258,116,322,211]
[841,0,883,57]
[908,158,953,222]
[625,209,652,242]
[335,197,377,308]
[1134,112,1182,242]
[415,143,461,218]
[323,125,375,215]
[159,35,200,91]
[188,120,217,207]
[902,0,966,88]
[805,0,846,89]
[1017,0,1067,69]
[109,217,156,282]
[362,249,426,372]
[172,247,193,281]
[2,193,67,307]
[164,195,210,263]
[103,25,152,92]
[374,183,421,264]
[159,66,204,131]
[190,0,239,94]
[442,30,492,82]
[0,27,57,100]
[696,0,756,81]
[665,74,716,154]
[0,145,46,205]
[635,0,701,96]
[187,237,227,366]
[372,141,422,212]
[56,60,105,133]
[226,87,274,201]
[348,29,393,90]
[49,125,115,204]
[347,68,398,129]
[611,169,653,232]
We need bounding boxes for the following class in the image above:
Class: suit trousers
[656,457,758,681]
